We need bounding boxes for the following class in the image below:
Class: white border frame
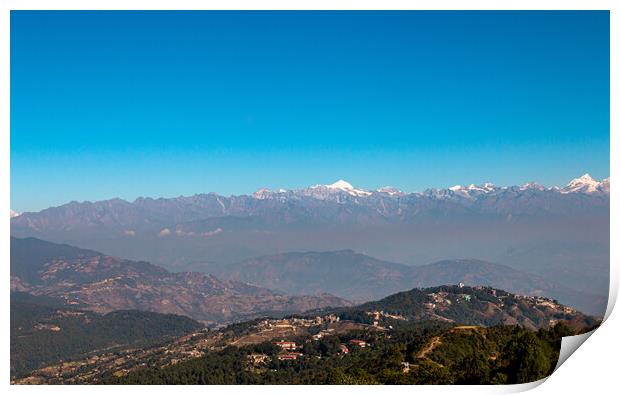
[2,2,616,394]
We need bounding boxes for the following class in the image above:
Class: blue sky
[11,11,609,212]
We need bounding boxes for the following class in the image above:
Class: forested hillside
[11,298,202,376]
[107,321,587,385]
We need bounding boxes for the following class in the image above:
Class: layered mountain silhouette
[10,237,350,324]
[207,250,606,315]
[10,175,610,314]
[11,176,609,237]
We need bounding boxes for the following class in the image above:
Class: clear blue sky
[11,11,609,212]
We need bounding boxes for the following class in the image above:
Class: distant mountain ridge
[253,174,610,200]
[10,237,350,324]
[10,175,610,308]
[207,250,414,302]
[12,174,609,232]
[209,250,605,315]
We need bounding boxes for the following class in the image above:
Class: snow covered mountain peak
[445,182,497,198]
[310,180,371,197]
[571,173,596,184]
[563,173,604,194]
[253,188,272,199]
[10,209,20,218]
[457,183,497,193]
[247,173,609,203]
[327,179,355,190]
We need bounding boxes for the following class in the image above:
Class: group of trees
[11,300,202,377]
[106,321,585,385]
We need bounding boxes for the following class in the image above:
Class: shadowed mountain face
[208,251,606,316]
[11,294,203,377]
[11,176,609,307]
[10,238,350,324]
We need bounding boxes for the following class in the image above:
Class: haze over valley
[11,174,610,315]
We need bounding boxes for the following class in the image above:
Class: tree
[455,353,490,384]
[502,331,551,383]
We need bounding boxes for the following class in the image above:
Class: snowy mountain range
[562,173,610,194]
[10,173,609,306]
[251,174,609,201]
[11,174,610,218]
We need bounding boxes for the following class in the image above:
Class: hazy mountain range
[10,235,602,382]
[11,237,605,316]
[207,250,605,315]
[10,237,350,324]
[10,174,610,313]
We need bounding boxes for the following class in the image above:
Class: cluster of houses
[248,353,269,364]
[366,310,408,326]
[311,328,335,340]
[348,339,367,348]
[256,315,341,332]
[424,285,498,310]
[425,291,452,309]
[273,341,303,360]
[271,337,368,361]
[531,296,575,313]
[273,341,297,351]
[34,323,61,332]
[278,353,302,361]
[425,285,575,316]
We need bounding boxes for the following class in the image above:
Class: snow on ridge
[376,186,404,196]
[520,182,546,191]
[251,174,609,201]
[253,188,272,199]
[326,179,355,190]
[310,179,372,197]
[562,173,607,194]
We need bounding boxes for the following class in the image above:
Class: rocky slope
[10,237,350,324]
